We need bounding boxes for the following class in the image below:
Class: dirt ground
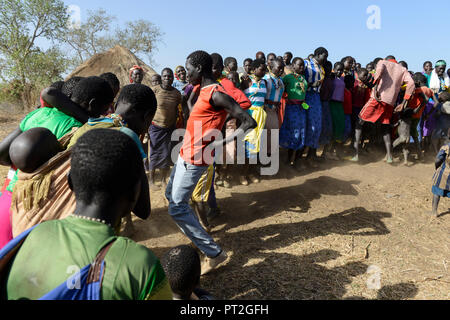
[1,113,449,300]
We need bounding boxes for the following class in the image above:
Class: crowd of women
[1,47,450,300]
[143,48,450,192]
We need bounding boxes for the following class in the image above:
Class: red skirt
[359,98,393,125]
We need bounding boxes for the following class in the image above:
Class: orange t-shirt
[180,84,228,166]
[409,87,434,119]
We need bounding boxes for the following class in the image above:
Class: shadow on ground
[200,207,392,299]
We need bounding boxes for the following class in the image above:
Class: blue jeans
[165,155,222,258]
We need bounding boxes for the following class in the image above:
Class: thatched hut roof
[66,45,157,88]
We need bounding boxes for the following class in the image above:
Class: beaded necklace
[268,72,282,89]
[108,113,127,128]
[247,75,265,99]
[71,214,112,228]
[292,73,306,91]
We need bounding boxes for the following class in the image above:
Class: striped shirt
[244,77,268,107]
[264,73,285,106]
[304,58,325,93]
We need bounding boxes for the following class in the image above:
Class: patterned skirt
[305,92,322,149]
[279,104,306,151]
[244,106,267,158]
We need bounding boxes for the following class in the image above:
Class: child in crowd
[227,71,240,88]
[343,75,354,142]
[151,74,162,87]
[319,61,334,156]
[263,58,285,163]
[407,73,436,160]
[393,73,437,164]
[351,68,370,144]
[279,57,308,168]
[9,127,63,174]
[161,245,215,300]
[431,129,450,217]
[431,92,450,153]
[239,58,253,82]
[240,58,268,184]
[327,62,345,160]
[224,57,238,76]
[341,56,354,76]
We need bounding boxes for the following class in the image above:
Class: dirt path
[1,115,449,300]
[137,152,450,300]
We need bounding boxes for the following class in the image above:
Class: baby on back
[9,127,63,173]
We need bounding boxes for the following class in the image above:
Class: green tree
[0,0,69,108]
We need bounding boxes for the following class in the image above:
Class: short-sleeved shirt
[180,84,228,166]
[282,73,308,101]
[152,86,182,128]
[304,58,325,93]
[20,107,82,140]
[6,108,82,192]
[263,73,285,104]
[172,80,188,95]
[243,77,268,107]
[372,60,415,106]
[5,216,172,300]
[409,86,434,119]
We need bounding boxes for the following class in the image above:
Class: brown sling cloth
[10,128,77,237]
[10,121,129,237]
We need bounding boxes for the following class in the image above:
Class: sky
[61,0,450,74]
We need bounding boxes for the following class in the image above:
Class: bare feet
[239,176,248,186]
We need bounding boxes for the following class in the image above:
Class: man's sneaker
[201,251,228,275]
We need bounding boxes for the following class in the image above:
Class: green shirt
[6,108,82,192]
[19,107,82,139]
[282,73,308,101]
[5,216,172,300]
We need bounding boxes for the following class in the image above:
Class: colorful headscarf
[174,65,185,80]
[129,65,144,83]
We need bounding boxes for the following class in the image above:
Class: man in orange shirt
[393,73,437,164]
